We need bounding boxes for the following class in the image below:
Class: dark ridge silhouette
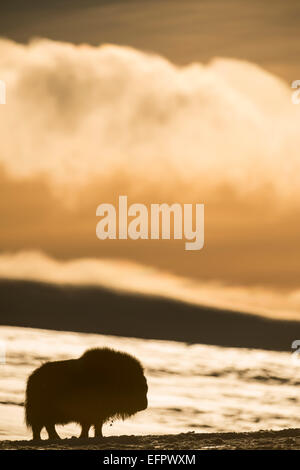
[25,347,148,440]
[0,278,299,351]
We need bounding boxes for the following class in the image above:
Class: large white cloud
[0,38,299,200]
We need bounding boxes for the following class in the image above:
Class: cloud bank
[0,38,299,201]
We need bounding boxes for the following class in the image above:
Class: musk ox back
[25,348,148,440]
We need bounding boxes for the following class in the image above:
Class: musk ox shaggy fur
[25,348,148,440]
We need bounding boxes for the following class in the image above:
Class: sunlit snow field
[0,326,299,440]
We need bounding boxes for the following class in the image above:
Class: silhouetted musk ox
[25,348,148,440]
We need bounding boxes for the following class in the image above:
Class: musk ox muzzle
[25,347,148,440]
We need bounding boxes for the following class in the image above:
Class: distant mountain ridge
[0,278,299,351]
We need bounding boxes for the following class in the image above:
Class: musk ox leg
[79,423,91,438]
[46,424,60,440]
[32,424,42,440]
[94,422,103,438]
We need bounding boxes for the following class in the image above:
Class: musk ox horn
[25,347,148,440]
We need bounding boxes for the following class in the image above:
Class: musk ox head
[79,348,148,416]
[25,347,148,440]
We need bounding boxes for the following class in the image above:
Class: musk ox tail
[25,363,54,431]
[25,370,39,429]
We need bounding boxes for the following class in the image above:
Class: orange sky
[0,2,300,318]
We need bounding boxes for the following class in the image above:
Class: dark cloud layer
[1,0,300,82]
